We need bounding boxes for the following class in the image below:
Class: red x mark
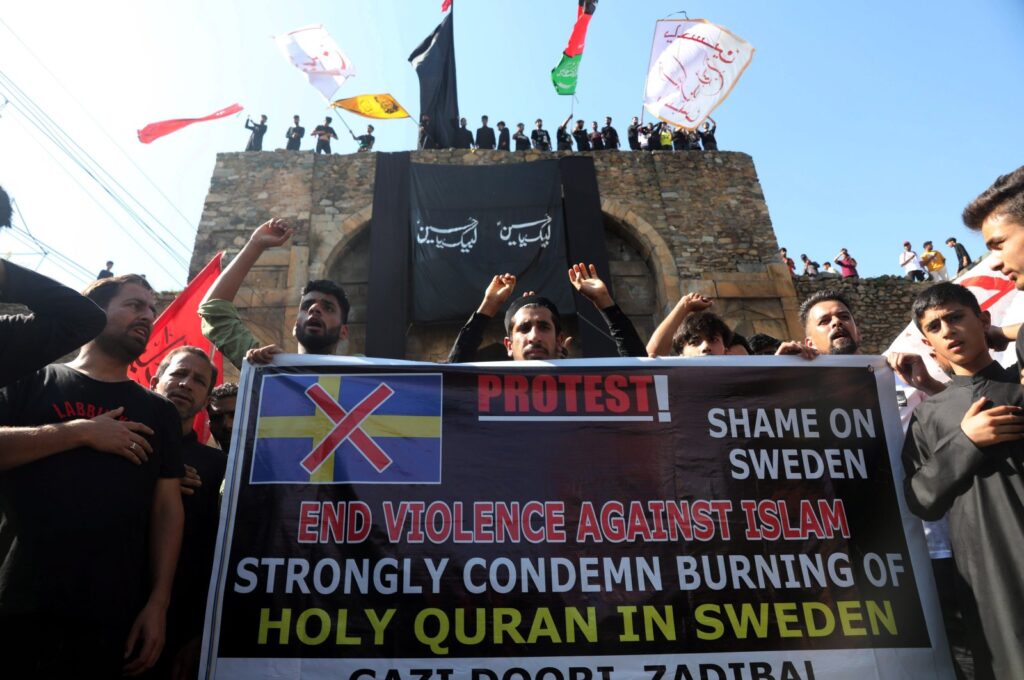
[302,383,395,474]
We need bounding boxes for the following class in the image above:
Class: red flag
[128,253,224,442]
[137,103,244,144]
[441,0,452,11]
[565,0,598,57]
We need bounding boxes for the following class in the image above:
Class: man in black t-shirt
[627,116,640,150]
[531,119,551,151]
[453,117,474,149]
[496,121,510,151]
[285,115,305,151]
[311,116,338,155]
[475,115,496,150]
[149,346,226,679]
[0,273,184,677]
[601,116,620,150]
[945,237,973,274]
[572,119,590,152]
[352,125,375,153]
[244,115,267,151]
[512,123,531,151]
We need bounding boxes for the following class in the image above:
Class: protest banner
[201,356,954,679]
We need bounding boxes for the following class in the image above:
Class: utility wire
[2,111,185,283]
[0,17,197,233]
[0,71,191,264]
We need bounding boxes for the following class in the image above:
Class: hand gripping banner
[200,355,955,679]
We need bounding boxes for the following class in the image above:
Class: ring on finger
[130,441,137,451]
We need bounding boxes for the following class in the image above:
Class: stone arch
[309,204,373,280]
[600,197,680,316]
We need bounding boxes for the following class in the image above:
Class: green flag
[551,53,582,95]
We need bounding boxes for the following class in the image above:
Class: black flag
[408,11,459,150]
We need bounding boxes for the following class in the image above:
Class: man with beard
[0,274,184,677]
[207,382,237,452]
[149,347,225,680]
[447,264,645,362]
[200,218,350,368]
[601,116,620,150]
[627,116,640,150]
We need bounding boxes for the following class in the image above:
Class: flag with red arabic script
[128,253,224,441]
[643,20,754,130]
[274,25,356,100]
[137,104,243,144]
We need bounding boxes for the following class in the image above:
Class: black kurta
[475,126,496,150]
[902,361,1024,678]
[497,128,510,151]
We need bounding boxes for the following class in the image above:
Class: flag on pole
[332,94,411,120]
[409,12,460,149]
[137,104,243,144]
[274,25,356,100]
[643,20,754,130]
[441,0,452,11]
[550,0,598,95]
[128,253,225,441]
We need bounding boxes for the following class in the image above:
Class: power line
[0,17,198,234]
[0,70,192,266]
[1,111,186,283]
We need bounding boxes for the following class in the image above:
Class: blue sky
[1,0,1022,292]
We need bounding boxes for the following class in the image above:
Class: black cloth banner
[410,161,575,323]
[366,152,411,359]
[560,156,616,358]
[409,12,459,150]
[201,356,952,679]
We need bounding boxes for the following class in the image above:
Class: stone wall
[793,275,928,354]
[189,148,803,361]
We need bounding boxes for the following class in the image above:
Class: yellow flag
[331,94,411,119]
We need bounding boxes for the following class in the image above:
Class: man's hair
[923,240,933,249]
[504,295,562,336]
[367,125,374,132]
[0,185,11,228]
[497,121,506,127]
[105,260,113,267]
[301,280,350,323]
[325,116,332,123]
[963,165,1024,231]
[729,332,752,354]
[748,333,782,355]
[211,382,239,400]
[673,311,732,355]
[482,115,488,121]
[154,346,218,393]
[946,237,958,244]
[799,289,854,325]
[81,274,153,311]
[912,282,982,331]
[535,119,542,124]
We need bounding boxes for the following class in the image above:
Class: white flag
[643,20,754,130]
[274,25,355,100]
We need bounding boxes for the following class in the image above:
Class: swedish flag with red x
[250,373,443,484]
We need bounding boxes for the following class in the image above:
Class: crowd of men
[0,164,1022,678]
[418,114,719,152]
[778,238,975,282]
[244,114,376,155]
[240,111,721,155]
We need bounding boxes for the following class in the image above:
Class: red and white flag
[274,25,355,100]
[643,20,754,130]
[137,103,243,144]
[128,253,224,441]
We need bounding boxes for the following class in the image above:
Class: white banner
[643,20,754,130]
[274,25,355,100]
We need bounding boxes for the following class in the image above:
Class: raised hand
[478,274,517,316]
[249,218,293,250]
[245,344,284,365]
[568,262,613,309]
